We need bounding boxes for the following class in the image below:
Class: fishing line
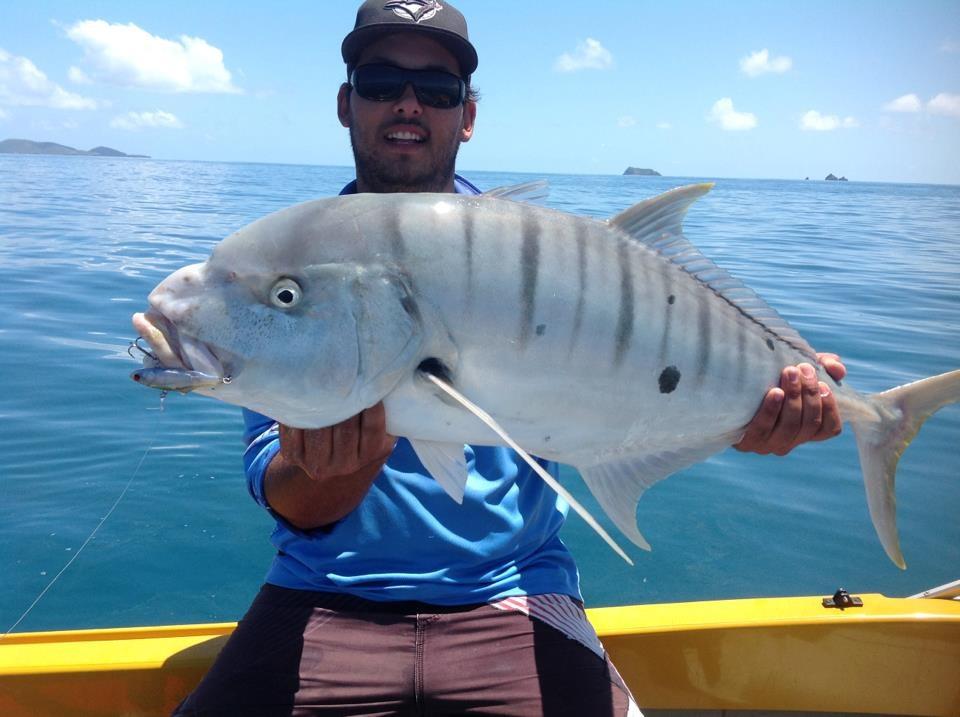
[3,416,162,637]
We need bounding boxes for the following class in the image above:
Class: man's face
[338,33,476,193]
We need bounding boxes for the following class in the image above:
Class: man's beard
[350,124,460,193]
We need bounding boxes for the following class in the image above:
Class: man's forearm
[263,451,382,530]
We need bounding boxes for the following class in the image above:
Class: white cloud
[68,66,92,85]
[66,20,240,93]
[617,115,637,128]
[0,107,8,120]
[707,97,757,131]
[928,92,960,118]
[883,93,922,113]
[656,121,672,130]
[0,47,98,109]
[940,40,960,54]
[110,109,183,130]
[554,38,614,72]
[800,110,858,131]
[740,49,792,77]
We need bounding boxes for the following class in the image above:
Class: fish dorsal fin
[483,180,549,204]
[610,184,817,359]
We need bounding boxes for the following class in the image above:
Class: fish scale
[131,182,960,567]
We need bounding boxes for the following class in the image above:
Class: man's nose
[392,83,423,115]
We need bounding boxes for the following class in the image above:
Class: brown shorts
[173,584,636,716]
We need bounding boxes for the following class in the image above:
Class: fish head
[132,222,425,427]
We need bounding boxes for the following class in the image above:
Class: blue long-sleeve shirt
[242,175,581,605]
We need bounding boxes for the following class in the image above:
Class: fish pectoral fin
[419,371,634,565]
[577,436,740,551]
[409,439,469,504]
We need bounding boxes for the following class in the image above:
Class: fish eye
[269,278,302,308]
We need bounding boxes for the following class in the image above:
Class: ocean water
[1,155,958,633]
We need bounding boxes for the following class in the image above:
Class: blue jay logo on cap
[384,1,443,23]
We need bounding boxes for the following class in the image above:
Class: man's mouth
[384,127,427,144]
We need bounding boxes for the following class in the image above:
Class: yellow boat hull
[2,593,958,716]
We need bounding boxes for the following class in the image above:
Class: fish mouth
[131,310,226,380]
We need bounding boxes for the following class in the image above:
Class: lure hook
[128,336,157,362]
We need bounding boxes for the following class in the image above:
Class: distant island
[0,138,149,158]
[623,167,661,176]
[825,173,849,182]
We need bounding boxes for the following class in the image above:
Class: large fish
[131,183,959,568]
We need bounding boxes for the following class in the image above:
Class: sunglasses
[349,63,466,109]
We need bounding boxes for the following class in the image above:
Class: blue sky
[2,1,958,183]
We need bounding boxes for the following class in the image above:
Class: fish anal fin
[577,436,740,551]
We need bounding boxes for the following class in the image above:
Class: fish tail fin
[849,369,960,569]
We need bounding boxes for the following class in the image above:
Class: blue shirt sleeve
[242,408,280,509]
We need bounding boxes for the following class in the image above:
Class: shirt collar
[339,174,480,196]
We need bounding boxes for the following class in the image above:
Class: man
[175,2,844,715]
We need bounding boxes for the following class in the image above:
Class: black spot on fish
[766,338,775,351]
[536,323,546,336]
[544,435,551,442]
[659,366,681,394]
[667,294,675,305]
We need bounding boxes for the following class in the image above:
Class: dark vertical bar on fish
[462,204,476,311]
[614,241,635,368]
[659,284,675,366]
[518,212,541,348]
[568,220,589,357]
[735,308,748,389]
[696,289,712,384]
[387,204,406,261]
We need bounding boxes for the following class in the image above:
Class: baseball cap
[342,1,479,77]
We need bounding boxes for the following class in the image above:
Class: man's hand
[279,403,396,481]
[264,403,396,529]
[734,353,846,456]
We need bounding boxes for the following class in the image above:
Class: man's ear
[337,83,352,128]
[460,100,477,142]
